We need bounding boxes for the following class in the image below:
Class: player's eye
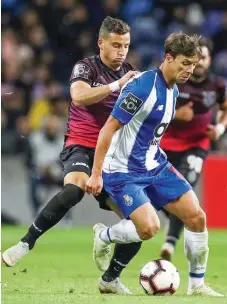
[182,62,190,66]
[112,43,120,48]
[125,44,129,49]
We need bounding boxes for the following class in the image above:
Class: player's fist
[118,71,139,88]
[174,101,194,122]
[85,174,103,196]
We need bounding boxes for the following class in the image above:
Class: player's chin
[114,58,125,64]
[177,77,190,83]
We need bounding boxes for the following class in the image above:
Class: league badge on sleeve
[73,64,90,80]
[120,93,143,115]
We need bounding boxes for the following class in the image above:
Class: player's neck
[100,54,121,71]
[159,64,175,89]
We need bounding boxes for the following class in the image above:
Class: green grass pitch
[1,226,227,304]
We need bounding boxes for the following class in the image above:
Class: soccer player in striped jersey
[86,32,223,297]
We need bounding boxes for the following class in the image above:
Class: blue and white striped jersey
[103,68,179,173]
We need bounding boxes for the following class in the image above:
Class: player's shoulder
[132,69,158,86]
[209,73,227,88]
[73,55,99,70]
[70,55,99,83]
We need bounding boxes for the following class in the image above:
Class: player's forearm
[92,128,114,176]
[217,109,227,128]
[71,83,118,107]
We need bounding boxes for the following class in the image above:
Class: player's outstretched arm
[85,116,123,195]
[71,71,138,107]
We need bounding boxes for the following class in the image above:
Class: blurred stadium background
[1,0,227,227]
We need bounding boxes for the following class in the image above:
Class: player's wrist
[215,123,225,139]
[109,81,120,92]
[92,170,102,177]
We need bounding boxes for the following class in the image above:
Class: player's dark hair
[199,37,213,55]
[99,16,130,38]
[164,32,202,58]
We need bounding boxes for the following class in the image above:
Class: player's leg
[93,179,160,270]
[2,145,90,266]
[93,203,159,294]
[93,193,142,294]
[164,190,223,296]
[161,148,207,260]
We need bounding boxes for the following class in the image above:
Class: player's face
[168,54,199,83]
[98,33,130,68]
[193,46,211,77]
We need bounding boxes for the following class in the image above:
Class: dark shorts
[59,144,111,210]
[165,147,208,187]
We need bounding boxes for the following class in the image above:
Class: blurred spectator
[27,114,64,215]
[1,0,227,157]
[28,81,66,131]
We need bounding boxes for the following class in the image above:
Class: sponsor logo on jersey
[93,82,104,87]
[156,105,164,111]
[72,162,89,168]
[119,93,143,115]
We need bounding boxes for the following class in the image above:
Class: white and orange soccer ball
[139,259,180,295]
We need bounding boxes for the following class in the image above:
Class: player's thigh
[176,148,207,187]
[60,145,92,190]
[103,172,160,231]
[130,202,160,236]
[164,190,206,231]
[145,163,192,211]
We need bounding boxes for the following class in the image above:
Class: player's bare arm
[206,99,227,141]
[71,71,138,107]
[85,116,123,195]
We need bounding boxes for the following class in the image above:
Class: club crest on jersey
[73,64,90,80]
[119,93,143,115]
[123,194,133,206]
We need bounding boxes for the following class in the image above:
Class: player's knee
[187,208,206,232]
[58,184,84,209]
[138,221,160,240]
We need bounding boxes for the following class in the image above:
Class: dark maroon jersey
[65,55,134,148]
[161,74,227,151]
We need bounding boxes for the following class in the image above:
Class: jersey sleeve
[70,60,95,86]
[216,77,227,104]
[111,72,155,125]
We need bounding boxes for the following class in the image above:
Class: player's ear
[165,53,174,63]
[98,38,104,50]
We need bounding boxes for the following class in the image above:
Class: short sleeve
[111,72,156,125]
[70,61,94,86]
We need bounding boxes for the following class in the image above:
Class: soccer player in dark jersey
[160,38,227,261]
[3,16,140,294]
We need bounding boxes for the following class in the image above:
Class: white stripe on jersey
[103,73,157,173]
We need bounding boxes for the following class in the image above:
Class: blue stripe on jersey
[127,75,170,170]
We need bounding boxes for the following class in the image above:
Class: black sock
[102,242,142,282]
[166,214,184,247]
[21,184,84,250]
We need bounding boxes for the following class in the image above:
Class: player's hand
[174,101,194,122]
[85,174,103,196]
[205,124,224,141]
[118,70,139,89]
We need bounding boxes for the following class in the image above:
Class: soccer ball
[139,259,180,295]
